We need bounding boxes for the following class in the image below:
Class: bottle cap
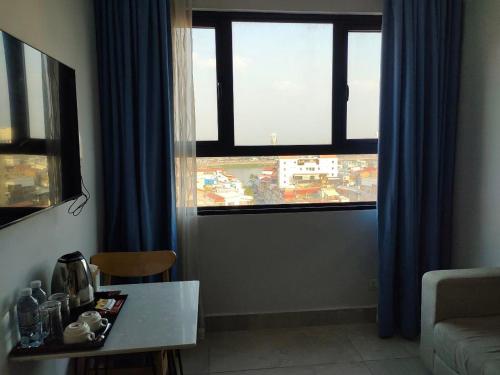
[20,288,32,297]
[30,280,42,288]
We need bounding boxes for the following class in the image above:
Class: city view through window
[197,155,377,207]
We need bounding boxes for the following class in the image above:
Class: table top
[11,281,199,361]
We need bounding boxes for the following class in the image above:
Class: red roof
[294,187,321,194]
[205,192,225,203]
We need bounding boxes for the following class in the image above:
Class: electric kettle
[51,251,94,310]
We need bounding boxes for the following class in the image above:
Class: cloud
[193,53,251,72]
[193,52,216,69]
[271,80,302,93]
[233,55,250,70]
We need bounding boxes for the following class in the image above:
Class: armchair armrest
[420,267,500,370]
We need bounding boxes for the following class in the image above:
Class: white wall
[452,0,500,268]
[199,210,378,316]
[194,0,382,317]
[0,1,100,374]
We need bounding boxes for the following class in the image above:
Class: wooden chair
[89,250,179,375]
[90,250,177,285]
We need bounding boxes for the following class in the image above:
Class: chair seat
[434,315,500,375]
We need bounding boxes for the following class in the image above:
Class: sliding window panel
[232,22,333,146]
[192,27,219,141]
[346,31,381,140]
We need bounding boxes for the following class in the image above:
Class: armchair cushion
[434,315,500,375]
[420,267,500,370]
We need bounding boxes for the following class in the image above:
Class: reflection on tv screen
[0,30,81,223]
[0,155,50,207]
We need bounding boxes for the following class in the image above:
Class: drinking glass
[48,293,70,327]
[39,300,63,344]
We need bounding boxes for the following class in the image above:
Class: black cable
[67,177,90,216]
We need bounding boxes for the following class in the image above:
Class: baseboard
[205,306,377,332]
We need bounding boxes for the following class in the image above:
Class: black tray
[10,292,127,357]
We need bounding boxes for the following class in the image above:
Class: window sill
[197,202,376,215]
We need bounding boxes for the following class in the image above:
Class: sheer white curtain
[171,0,205,335]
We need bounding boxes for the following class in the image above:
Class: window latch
[346,84,350,101]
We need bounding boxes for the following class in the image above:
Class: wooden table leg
[153,350,169,375]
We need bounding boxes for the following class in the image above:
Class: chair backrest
[90,250,176,285]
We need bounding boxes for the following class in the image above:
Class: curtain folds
[170,0,198,284]
[170,0,205,334]
[377,0,463,338]
[94,0,177,254]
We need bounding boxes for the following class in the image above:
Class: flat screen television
[0,30,82,228]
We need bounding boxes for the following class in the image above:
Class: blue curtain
[94,0,177,257]
[378,0,462,338]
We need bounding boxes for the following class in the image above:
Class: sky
[192,22,381,145]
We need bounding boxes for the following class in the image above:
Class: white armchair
[421,267,500,375]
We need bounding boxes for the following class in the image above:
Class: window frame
[193,12,381,213]
[193,11,381,157]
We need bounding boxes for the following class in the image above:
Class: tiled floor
[182,323,430,375]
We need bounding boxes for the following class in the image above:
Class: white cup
[63,322,95,344]
[78,311,108,332]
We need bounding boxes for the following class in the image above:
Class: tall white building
[278,156,339,189]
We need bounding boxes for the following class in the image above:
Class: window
[193,12,381,212]
[192,28,218,141]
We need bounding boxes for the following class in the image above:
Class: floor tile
[182,338,210,374]
[208,326,362,373]
[401,339,420,356]
[182,323,427,375]
[202,362,371,375]
[313,362,373,375]
[365,357,431,375]
[223,366,315,375]
[344,324,417,360]
[278,326,362,367]
[209,330,284,372]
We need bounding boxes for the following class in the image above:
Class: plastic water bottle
[30,280,47,305]
[17,288,42,348]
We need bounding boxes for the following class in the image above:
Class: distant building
[196,169,253,206]
[278,156,339,189]
[6,176,36,205]
[0,127,11,143]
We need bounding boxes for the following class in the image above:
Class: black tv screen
[0,30,82,227]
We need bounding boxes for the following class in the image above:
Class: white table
[10,281,199,373]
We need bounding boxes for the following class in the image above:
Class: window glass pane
[197,155,377,206]
[192,28,218,141]
[346,32,381,139]
[232,22,333,146]
[24,44,46,139]
[0,37,11,143]
[0,155,49,207]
